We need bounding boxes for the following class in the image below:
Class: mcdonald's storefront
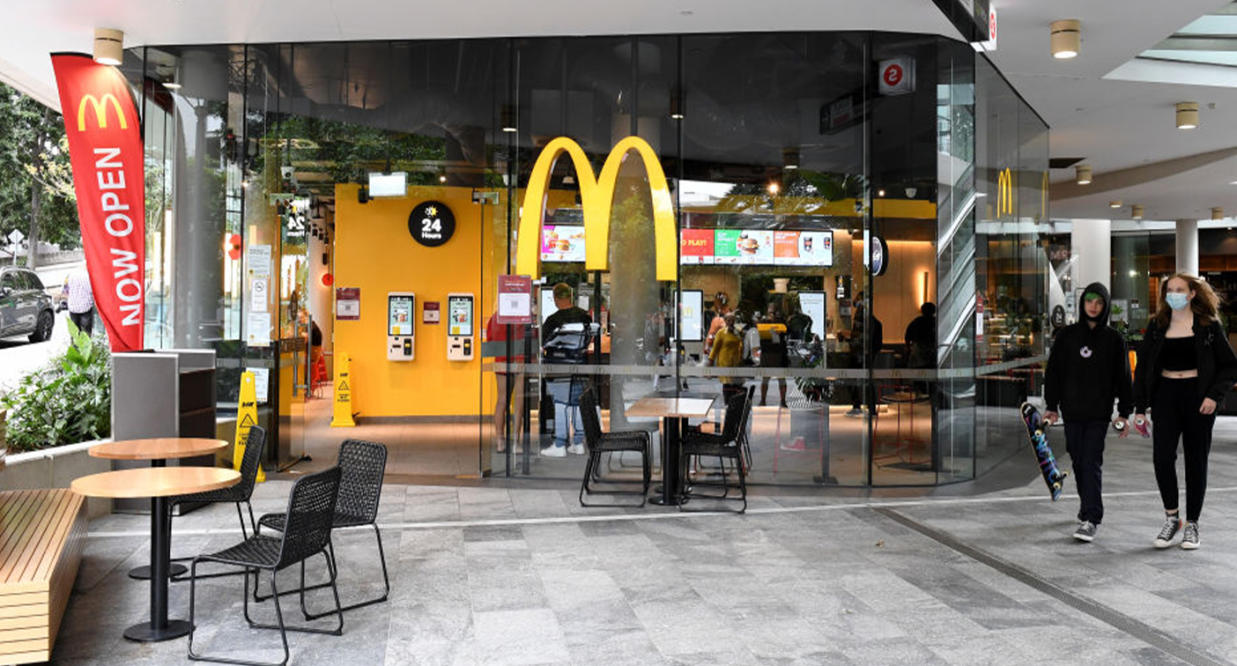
[121,30,1048,487]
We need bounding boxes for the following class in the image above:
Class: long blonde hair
[1154,273,1220,328]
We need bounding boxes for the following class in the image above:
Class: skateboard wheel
[1052,482,1061,490]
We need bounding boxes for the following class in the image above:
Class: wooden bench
[0,489,86,664]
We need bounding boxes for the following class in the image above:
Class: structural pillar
[1175,219,1199,277]
[1071,219,1111,293]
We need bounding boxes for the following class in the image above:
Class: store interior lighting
[1108,200,1121,209]
[1075,165,1092,185]
[93,28,124,66]
[1131,204,1144,220]
[1212,207,1224,220]
[782,147,799,170]
[1051,20,1081,59]
[500,104,517,133]
[1176,102,1199,129]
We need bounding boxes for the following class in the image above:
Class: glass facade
[122,32,1048,487]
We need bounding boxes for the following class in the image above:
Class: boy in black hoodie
[1043,282,1133,542]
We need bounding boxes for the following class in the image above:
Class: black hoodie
[1044,282,1133,421]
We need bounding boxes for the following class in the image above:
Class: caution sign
[331,354,356,427]
[234,371,266,482]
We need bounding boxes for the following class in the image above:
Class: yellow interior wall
[334,184,490,417]
[854,239,935,339]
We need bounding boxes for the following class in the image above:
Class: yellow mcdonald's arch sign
[76,93,128,132]
[515,136,676,281]
[997,167,1014,217]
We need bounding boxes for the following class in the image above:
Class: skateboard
[1019,402,1068,501]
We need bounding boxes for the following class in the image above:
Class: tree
[0,82,78,268]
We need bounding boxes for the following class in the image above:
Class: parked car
[0,267,55,342]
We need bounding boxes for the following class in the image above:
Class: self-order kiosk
[446,292,474,361]
[387,292,415,360]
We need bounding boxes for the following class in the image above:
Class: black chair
[680,390,751,513]
[168,426,266,580]
[188,466,344,666]
[255,440,389,616]
[578,387,652,507]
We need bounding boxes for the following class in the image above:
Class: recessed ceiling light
[1075,165,1092,185]
[1109,200,1121,209]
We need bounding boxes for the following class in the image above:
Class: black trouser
[1064,421,1108,524]
[1151,377,1215,522]
[70,308,94,336]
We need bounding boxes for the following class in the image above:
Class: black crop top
[1160,336,1197,372]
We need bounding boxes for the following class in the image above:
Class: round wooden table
[72,466,240,643]
[90,438,228,581]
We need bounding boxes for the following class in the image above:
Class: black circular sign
[408,201,455,247]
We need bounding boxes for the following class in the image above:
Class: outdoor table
[72,466,239,642]
[627,391,716,506]
[89,438,227,580]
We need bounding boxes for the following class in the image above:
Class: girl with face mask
[1133,274,1237,550]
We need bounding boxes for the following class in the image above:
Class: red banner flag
[50,53,145,351]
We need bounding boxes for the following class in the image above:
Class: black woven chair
[188,466,344,666]
[578,387,651,507]
[168,426,266,581]
[680,390,751,513]
[254,440,389,616]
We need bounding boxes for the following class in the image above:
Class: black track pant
[1151,377,1215,522]
[1064,421,1108,525]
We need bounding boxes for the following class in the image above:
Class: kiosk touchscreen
[446,293,475,361]
[387,292,416,361]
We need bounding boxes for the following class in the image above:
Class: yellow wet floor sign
[234,371,266,482]
[331,354,356,427]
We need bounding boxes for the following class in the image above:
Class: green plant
[0,320,110,452]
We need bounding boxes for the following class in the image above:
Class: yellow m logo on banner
[515,136,676,281]
[997,167,1014,217]
[76,93,128,132]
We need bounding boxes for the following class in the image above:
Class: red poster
[51,53,146,351]
[680,228,714,264]
[774,231,800,260]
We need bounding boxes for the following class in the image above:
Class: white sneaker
[567,443,585,455]
[540,444,566,458]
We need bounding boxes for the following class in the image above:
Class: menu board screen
[541,225,586,262]
[680,229,714,264]
[681,228,833,266]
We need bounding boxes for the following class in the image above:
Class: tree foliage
[0,82,78,263]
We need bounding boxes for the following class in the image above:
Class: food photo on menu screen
[540,225,586,262]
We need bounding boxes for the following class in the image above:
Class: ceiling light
[1131,204,1143,220]
[767,182,780,196]
[439,174,448,184]
[93,28,124,66]
[1108,200,1121,209]
[877,189,885,197]
[1176,102,1199,130]
[500,104,517,133]
[1075,165,1092,185]
[1212,207,1224,220]
[163,68,181,90]
[1050,20,1081,59]
[669,88,684,120]
[782,147,800,171]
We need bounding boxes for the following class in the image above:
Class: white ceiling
[3,0,1237,220]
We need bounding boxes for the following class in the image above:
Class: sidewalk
[52,418,1237,664]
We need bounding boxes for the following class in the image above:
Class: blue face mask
[1166,292,1190,311]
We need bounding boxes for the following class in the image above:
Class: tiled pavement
[52,419,1237,665]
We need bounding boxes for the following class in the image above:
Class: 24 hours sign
[408,200,455,247]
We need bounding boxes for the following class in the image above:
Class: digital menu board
[541,225,586,262]
[680,229,833,266]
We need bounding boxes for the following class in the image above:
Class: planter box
[0,440,112,519]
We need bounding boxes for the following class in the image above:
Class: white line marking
[83,486,1237,539]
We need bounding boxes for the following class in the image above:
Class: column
[1175,219,1199,277]
[1071,219,1111,292]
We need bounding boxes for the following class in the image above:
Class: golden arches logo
[997,167,1014,217]
[76,93,128,132]
[515,136,676,281]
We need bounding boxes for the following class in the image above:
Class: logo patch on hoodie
[1080,346,1093,359]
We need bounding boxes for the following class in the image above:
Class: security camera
[905,187,918,199]
[280,166,295,180]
